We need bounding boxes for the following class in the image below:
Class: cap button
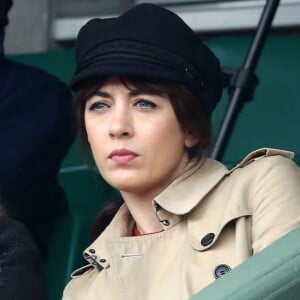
[184,67,193,79]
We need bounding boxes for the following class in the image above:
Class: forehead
[100,76,173,96]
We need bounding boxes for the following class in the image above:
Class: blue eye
[88,102,109,111]
[135,99,157,109]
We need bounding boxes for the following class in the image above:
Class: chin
[104,175,141,191]
[102,169,140,187]
[106,177,151,194]
[110,176,141,189]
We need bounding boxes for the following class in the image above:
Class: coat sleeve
[250,155,300,253]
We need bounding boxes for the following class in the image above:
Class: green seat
[208,34,300,164]
[45,164,115,300]
[190,226,300,300]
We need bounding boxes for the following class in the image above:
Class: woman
[63,3,300,300]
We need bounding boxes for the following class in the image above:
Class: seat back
[45,141,115,300]
[190,226,300,300]
[208,34,300,165]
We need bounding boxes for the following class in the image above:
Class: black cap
[71,3,222,112]
[0,0,13,29]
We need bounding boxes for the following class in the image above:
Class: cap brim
[70,59,188,91]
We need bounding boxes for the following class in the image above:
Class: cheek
[84,114,91,141]
[84,118,104,152]
[84,122,94,145]
[142,115,186,152]
[84,120,94,143]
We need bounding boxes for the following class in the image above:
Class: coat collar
[81,204,134,271]
[154,148,294,216]
[154,158,228,215]
[80,157,228,269]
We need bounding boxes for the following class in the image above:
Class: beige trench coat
[63,148,300,300]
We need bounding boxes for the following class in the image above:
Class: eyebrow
[94,90,111,98]
[94,89,162,98]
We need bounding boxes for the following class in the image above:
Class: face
[84,77,197,198]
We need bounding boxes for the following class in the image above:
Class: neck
[121,191,163,234]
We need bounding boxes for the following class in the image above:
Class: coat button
[162,220,170,226]
[214,264,231,279]
[201,233,215,246]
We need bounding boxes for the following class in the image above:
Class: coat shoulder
[229,148,295,172]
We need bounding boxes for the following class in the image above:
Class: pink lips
[109,149,138,164]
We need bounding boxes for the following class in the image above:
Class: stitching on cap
[78,40,203,82]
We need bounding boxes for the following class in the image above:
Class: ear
[184,134,199,148]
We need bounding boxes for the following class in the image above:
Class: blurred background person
[0,0,75,256]
[0,200,48,300]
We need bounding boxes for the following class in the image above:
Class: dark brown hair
[73,76,212,240]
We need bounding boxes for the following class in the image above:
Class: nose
[109,107,133,138]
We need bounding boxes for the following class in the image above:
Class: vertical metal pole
[210,0,280,161]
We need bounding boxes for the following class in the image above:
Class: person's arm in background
[0,203,48,300]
